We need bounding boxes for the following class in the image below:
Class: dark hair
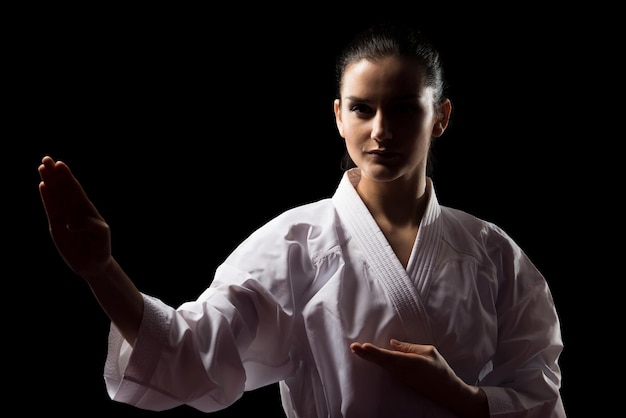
[335,21,449,173]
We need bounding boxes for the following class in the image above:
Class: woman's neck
[355,173,428,228]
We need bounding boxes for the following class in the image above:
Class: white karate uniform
[103,168,566,417]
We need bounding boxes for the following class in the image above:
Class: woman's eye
[349,104,371,114]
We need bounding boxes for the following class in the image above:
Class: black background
[10,4,617,417]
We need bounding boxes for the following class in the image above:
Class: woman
[38,22,566,417]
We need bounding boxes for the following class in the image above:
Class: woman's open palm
[38,156,112,278]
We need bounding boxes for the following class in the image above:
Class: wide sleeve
[480,226,566,417]
[104,293,250,411]
[101,210,325,413]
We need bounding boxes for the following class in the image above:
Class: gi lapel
[332,170,437,343]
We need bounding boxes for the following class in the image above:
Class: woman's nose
[371,112,391,142]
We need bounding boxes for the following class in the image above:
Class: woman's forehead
[341,57,428,96]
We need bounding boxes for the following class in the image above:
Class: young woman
[38,22,566,417]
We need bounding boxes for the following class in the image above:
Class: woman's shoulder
[244,198,338,242]
[225,197,340,265]
[439,205,519,252]
[272,198,336,224]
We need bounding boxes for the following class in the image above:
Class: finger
[390,339,414,353]
[38,181,55,225]
[38,157,81,197]
[38,157,101,228]
[351,342,400,365]
[38,156,63,192]
[390,339,430,356]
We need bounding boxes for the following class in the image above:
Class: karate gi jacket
[104,168,566,417]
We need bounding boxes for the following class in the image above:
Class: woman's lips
[367,149,400,161]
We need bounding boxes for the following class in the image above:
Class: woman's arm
[38,156,143,345]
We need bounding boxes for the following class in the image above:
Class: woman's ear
[432,98,452,138]
[334,98,345,138]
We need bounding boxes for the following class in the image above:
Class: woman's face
[334,56,449,184]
